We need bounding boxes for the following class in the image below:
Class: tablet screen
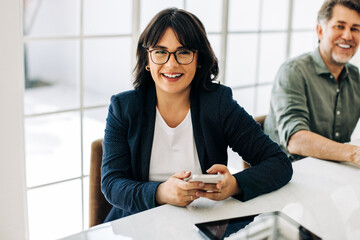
[194,211,321,240]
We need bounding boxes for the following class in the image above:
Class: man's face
[317,5,360,67]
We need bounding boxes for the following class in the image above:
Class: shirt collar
[311,47,349,80]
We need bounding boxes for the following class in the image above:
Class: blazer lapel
[139,85,156,181]
[190,89,208,173]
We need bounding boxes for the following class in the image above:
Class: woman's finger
[206,164,228,174]
[201,183,221,192]
[196,191,223,201]
[173,170,191,179]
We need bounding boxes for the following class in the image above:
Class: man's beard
[331,52,353,65]
[331,40,356,65]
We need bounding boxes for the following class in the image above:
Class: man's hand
[288,130,360,166]
[346,145,360,166]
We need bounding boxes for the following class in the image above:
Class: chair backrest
[243,115,267,169]
[89,139,112,227]
[254,115,266,130]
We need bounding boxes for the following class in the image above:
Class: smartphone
[187,174,224,184]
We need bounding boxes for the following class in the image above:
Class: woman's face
[148,28,198,99]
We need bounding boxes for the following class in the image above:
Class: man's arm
[288,130,360,166]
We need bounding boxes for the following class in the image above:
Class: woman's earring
[198,65,202,69]
[145,65,150,71]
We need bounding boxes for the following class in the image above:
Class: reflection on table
[61,153,360,240]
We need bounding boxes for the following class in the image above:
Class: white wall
[0,0,29,239]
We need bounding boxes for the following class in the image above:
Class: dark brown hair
[133,8,219,90]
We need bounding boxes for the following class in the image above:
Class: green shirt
[264,48,360,160]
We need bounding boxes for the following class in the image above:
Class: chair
[243,115,267,169]
[89,139,112,227]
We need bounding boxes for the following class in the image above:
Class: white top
[148,108,202,182]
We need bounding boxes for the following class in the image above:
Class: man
[264,0,360,166]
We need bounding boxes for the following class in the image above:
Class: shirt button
[336,88,340,93]
[337,111,340,115]
[330,75,334,79]
[335,132,339,137]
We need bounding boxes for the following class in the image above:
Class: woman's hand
[155,171,206,207]
[195,164,241,201]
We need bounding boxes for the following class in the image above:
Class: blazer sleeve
[101,95,161,215]
[219,87,293,201]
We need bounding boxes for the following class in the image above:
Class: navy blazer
[101,83,292,221]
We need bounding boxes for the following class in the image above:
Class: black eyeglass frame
[147,48,198,65]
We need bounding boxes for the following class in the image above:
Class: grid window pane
[27,180,82,240]
[258,33,287,83]
[83,0,132,35]
[83,177,90,229]
[290,31,318,58]
[83,107,108,175]
[25,112,81,187]
[24,40,79,115]
[232,87,255,116]
[228,0,260,32]
[256,85,272,116]
[186,0,222,33]
[23,0,80,37]
[208,34,221,68]
[83,37,132,107]
[261,0,288,30]
[140,0,184,31]
[226,34,258,87]
[292,0,324,30]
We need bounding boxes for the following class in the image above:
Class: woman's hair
[317,0,360,24]
[133,8,219,90]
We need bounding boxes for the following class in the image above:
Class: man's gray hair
[317,0,360,24]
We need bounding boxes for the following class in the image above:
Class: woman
[101,8,293,222]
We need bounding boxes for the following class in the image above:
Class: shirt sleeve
[272,62,311,147]
[101,95,160,215]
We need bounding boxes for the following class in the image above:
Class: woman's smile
[162,73,184,81]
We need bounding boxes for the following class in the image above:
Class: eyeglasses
[147,48,197,65]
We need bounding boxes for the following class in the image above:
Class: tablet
[194,211,321,240]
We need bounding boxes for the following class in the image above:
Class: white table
[61,157,360,240]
